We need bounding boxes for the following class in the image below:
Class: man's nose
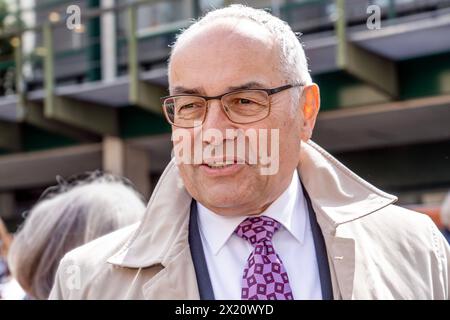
[200,99,238,146]
[201,99,236,132]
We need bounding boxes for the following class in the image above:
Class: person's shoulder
[379,204,434,225]
[368,204,439,235]
[342,204,450,299]
[355,204,449,255]
[49,223,140,299]
[66,222,139,263]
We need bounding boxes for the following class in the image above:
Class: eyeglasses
[160,83,304,128]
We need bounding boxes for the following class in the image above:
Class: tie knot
[234,216,280,246]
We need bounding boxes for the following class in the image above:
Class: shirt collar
[197,171,307,255]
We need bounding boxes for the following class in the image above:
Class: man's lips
[201,157,247,167]
[199,157,247,176]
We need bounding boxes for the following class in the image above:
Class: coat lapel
[297,141,395,300]
[142,246,200,299]
[322,233,356,299]
[107,160,200,299]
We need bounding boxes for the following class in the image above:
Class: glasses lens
[222,90,269,123]
[164,96,206,127]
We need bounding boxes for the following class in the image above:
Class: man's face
[169,19,317,216]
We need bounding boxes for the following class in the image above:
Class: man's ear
[299,83,320,142]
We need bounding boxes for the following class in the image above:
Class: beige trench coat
[49,140,450,299]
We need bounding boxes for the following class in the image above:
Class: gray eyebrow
[171,86,202,95]
[227,81,267,91]
[171,81,268,95]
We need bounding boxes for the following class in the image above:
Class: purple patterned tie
[235,216,294,300]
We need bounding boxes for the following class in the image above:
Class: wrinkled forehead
[168,18,284,94]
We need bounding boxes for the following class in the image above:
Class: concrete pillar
[100,0,117,81]
[102,136,151,200]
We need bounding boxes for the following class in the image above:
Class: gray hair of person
[168,4,312,109]
[7,172,146,299]
[441,192,450,229]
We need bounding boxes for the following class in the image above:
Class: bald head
[168,5,312,87]
[169,18,282,97]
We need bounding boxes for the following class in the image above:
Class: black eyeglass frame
[160,83,305,128]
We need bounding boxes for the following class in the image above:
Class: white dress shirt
[197,171,322,300]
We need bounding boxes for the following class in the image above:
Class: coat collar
[107,140,397,299]
[107,158,192,269]
[298,141,397,235]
